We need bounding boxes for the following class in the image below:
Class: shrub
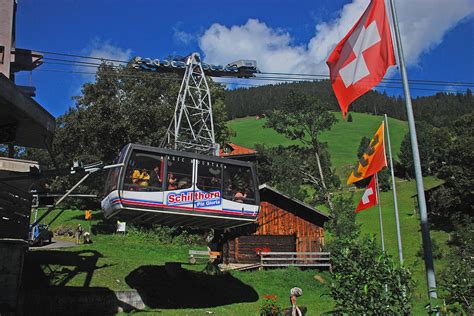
[329,236,414,315]
[416,238,443,260]
[439,218,473,313]
[125,224,206,245]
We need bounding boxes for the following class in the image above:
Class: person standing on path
[75,224,84,244]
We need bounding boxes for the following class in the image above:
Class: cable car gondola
[101,144,260,229]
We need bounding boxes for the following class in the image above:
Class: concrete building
[0,0,56,313]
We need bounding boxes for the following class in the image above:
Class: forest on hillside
[224,80,473,127]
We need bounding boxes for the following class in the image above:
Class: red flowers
[255,247,271,255]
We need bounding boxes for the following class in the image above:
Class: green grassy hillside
[228,112,408,175]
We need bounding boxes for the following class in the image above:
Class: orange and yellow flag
[347,122,387,184]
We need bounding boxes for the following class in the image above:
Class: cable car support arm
[31,162,124,227]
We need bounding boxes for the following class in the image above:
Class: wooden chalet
[222,184,330,264]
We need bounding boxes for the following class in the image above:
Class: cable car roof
[123,143,257,167]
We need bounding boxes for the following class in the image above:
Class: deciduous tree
[265,91,338,208]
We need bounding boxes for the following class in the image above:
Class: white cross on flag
[327,0,395,117]
[355,175,378,213]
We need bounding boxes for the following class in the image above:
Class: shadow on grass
[20,250,142,315]
[23,249,113,288]
[125,264,259,309]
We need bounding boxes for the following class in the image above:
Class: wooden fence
[259,251,331,272]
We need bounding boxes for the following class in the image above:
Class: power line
[36,67,468,94]
[40,60,471,92]
[40,58,470,92]
[259,71,474,87]
[34,49,474,87]
[36,49,128,64]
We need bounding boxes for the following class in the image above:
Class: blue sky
[14,0,474,117]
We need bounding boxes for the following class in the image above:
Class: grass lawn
[28,209,334,314]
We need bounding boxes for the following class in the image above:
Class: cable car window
[124,151,164,191]
[223,165,257,205]
[104,146,128,195]
[166,155,193,190]
[197,160,222,192]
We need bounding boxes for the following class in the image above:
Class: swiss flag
[327,0,395,117]
[355,175,378,213]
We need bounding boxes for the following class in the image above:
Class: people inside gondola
[168,172,177,190]
[177,178,190,189]
[139,169,150,187]
[224,180,233,199]
[132,168,141,184]
[150,164,162,187]
[234,190,247,203]
[209,176,220,190]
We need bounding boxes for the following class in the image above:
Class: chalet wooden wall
[223,201,325,263]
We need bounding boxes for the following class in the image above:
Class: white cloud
[173,25,195,45]
[72,39,132,92]
[199,0,474,77]
[84,39,132,66]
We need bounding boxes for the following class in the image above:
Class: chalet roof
[0,73,55,148]
[219,143,257,157]
[258,183,330,227]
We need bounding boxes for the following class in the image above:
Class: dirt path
[30,239,76,250]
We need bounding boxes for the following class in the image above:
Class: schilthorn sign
[167,190,221,207]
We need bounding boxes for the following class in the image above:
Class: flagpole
[385,114,404,264]
[375,173,385,252]
[388,0,438,306]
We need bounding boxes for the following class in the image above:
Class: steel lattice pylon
[162,53,218,155]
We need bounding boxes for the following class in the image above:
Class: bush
[416,238,443,260]
[439,218,473,313]
[126,224,206,246]
[325,198,413,314]
[329,236,414,315]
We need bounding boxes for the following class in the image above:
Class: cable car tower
[132,53,258,155]
[166,53,216,155]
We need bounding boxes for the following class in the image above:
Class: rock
[313,274,326,284]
